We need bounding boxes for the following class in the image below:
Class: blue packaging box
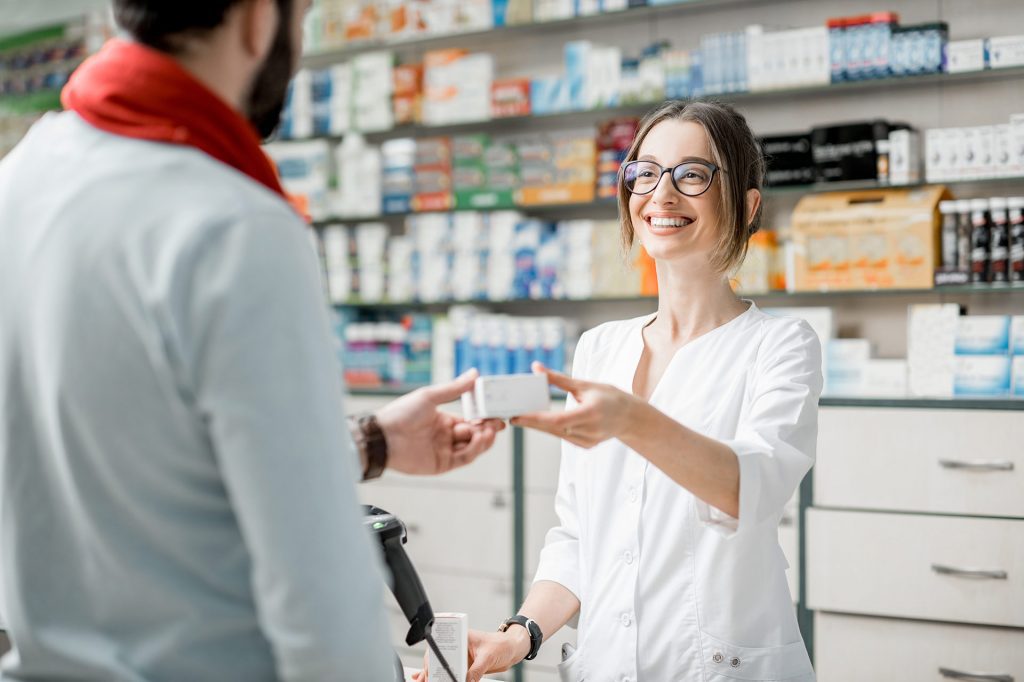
[954,316,1011,355]
[954,356,1011,397]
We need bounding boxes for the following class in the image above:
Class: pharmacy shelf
[343,389,1024,409]
[344,384,429,397]
[281,64,1024,144]
[334,283,1024,311]
[310,174,1024,227]
[0,89,61,115]
[311,197,618,225]
[301,0,772,67]
[819,397,1024,410]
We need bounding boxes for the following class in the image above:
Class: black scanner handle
[364,505,435,647]
[380,531,435,646]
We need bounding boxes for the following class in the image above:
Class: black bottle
[969,198,991,284]
[1010,197,1024,284]
[956,200,972,272]
[988,197,1009,284]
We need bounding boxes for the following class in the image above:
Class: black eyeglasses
[621,160,722,197]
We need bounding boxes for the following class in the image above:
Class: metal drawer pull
[931,564,1008,580]
[939,666,1013,682]
[938,459,1014,472]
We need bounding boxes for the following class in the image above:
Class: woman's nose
[651,170,680,204]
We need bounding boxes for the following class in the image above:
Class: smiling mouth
[646,216,694,228]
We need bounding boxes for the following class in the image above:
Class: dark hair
[113,0,280,53]
[618,100,765,273]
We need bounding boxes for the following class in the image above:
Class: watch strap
[499,615,542,661]
[355,414,388,481]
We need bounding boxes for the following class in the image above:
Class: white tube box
[945,39,987,73]
[428,612,468,682]
[988,35,1024,68]
[461,374,551,420]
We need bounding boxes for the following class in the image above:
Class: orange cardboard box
[790,186,949,291]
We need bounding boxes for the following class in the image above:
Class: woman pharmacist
[422,100,822,682]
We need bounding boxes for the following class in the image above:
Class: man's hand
[375,370,505,475]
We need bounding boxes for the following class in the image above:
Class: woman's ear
[745,188,762,228]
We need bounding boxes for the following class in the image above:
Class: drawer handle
[931,564,1008,580]
[938,459,1014,472]
[939,666,1014,682]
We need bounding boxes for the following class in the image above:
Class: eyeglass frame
[620,159,725,198]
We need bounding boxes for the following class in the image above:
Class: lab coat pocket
[700,632,814,681]
[556,644,583,682]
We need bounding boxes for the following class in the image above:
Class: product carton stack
[452,134,519,210]
[516,130,596,206]
[789,186,949,291]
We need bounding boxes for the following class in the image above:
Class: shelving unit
[301,0,777,66]
[307,175,1024,227]
[332,283,1024,313]
[316,2,1024,679]
[282,64,1024,144]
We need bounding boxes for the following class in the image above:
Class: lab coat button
[712,652,724,664]
[620,613,632,627]
[628,488,638,503]
[730,657,741,667]
[623,550,634,564]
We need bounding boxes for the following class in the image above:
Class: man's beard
[247,1,294,139]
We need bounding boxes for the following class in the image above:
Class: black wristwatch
[499,615,543,661]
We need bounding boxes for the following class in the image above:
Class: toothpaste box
[954,356,1011,396]
[955,316,1011,355]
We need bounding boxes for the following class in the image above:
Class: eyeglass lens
[623,161,714,196]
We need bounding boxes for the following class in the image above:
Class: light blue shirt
[0,113,394,681]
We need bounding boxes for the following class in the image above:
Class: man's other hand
[375,370,505,476]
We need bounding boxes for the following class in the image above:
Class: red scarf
[62,39,286,199]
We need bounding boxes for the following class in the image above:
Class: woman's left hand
[511,362,639,449]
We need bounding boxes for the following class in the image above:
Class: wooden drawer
[522,664,561,682]
[814,612,1024,682]
[807,509,1024,628]
[358,483,513,579]
[816,407,1024,518]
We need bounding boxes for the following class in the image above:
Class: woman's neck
[648,258,747,345]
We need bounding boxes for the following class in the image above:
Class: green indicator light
[373,522,386,530]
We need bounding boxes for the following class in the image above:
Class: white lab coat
[0,113,394,680]
[534,304,821,682]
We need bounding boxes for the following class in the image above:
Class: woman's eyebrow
[637,154,713,165]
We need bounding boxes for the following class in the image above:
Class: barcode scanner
[363,505,458,681]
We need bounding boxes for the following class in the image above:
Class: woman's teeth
[649,217,693,228]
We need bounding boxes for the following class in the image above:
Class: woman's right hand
[411,627,530,682]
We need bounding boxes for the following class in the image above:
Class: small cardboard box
[790,186,949,291]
